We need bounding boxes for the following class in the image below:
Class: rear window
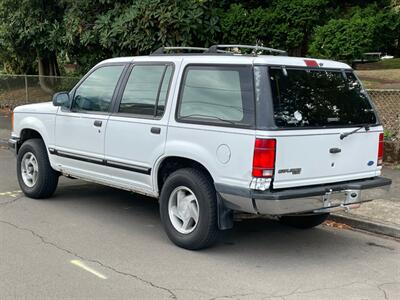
[269,68,377,128]
[119,64,173,117]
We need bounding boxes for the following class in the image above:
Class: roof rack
[207,44,288,56]
[150,44,288,56]
[151,46,231,55]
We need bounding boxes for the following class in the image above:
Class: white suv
[8,45,392,249]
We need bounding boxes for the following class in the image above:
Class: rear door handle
[151,127,161,134]
[94,120,102,127]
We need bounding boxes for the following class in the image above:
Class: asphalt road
[0,148,399,300]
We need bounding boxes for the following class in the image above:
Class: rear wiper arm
[340,125,370,140]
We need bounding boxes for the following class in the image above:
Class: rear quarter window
[177,65,255,128]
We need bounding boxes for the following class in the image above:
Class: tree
[267,0,334,56]
[0,0,399,76]
[0,0,65,76]
[373,7,400,57]
[63,0,220,73]
[220,4,270,45]
[309,5,400,60]
[220,0,333,56]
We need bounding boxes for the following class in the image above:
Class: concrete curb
[0,138,8,148]
[329,213,400,239]
[0,138,8,146]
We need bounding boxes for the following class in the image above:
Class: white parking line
[70,260,107,279]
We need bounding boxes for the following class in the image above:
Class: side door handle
[94,120,103,127]
[329,147,341,154]
[151,127,161,134]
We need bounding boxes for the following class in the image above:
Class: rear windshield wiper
[340,125,370,140]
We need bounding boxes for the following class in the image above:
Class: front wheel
[159,168,219,250]
[17,139,59,199]
[278,213,329,229]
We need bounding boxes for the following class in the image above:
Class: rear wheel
[159,168,218,250]
[278,213,329,229]
[17,139,59,199]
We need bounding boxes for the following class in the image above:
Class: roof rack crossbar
[152,47,208,55]
[151,46,233,55]
[207,44,288,56]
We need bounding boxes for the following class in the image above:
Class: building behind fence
[1,74,400,141]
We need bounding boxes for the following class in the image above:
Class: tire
[278,213,329,229]
[159,168,219,250]
[17,138,59,199]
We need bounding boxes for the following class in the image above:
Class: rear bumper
[216,177,392,216]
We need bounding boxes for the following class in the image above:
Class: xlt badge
[278,168,302,175]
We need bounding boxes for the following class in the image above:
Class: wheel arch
[17,128,45,153]
[155,155,234,231]
[15,115,52,152]
[155,155,215,194]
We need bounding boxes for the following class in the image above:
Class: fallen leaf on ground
[324,220,352,229]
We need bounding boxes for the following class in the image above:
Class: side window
[118,64,173,117]
[72,65,124,112]
[177,65,254,127]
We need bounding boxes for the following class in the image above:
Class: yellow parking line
[70,260,107,279]
[0,190,21,197]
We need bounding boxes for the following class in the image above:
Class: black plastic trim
[105,161,151,175]
[49,148,151,175]
[8,137,19,154]
[150,127,161,134]
[215,176,392,201]
[254,65,276,130]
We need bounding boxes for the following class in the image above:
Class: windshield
[269,68,377,128]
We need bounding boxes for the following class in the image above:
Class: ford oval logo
[367,161,374,166]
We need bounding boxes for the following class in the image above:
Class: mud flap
[217,194,234,230]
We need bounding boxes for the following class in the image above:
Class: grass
[356,58,400,70]
[354,58,400,89]
[356,69,400,89]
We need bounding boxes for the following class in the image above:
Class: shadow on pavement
[47,181,395,262]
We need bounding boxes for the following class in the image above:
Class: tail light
[377,133,384,166]
[252,139,276,178]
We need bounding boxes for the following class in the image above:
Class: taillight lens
[252,138,276,178]
[378,133,384,166]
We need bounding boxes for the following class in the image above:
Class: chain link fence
[0,74,80,110]
[368,89,400,141]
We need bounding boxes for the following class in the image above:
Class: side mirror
[52,92,70,107]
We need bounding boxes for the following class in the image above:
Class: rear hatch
[265,66,382,189]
